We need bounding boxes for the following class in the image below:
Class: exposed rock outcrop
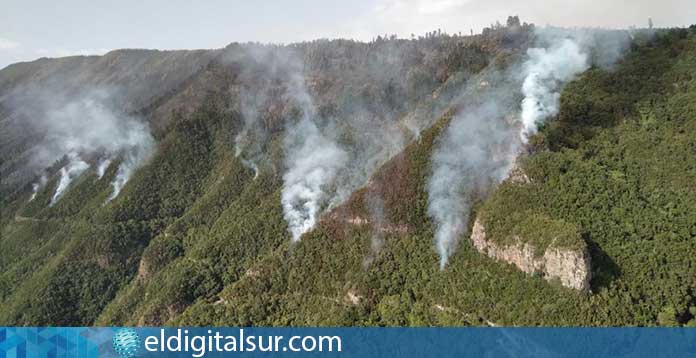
[470,218,591,291]
[137,258,150,281]
[506,159,530,184]
[345,290,363,305]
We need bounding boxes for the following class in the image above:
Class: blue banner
[1,327,695,358]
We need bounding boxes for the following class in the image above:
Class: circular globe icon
[112,328,141,358]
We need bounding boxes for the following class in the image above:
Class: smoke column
[242,46,351,242]
[363,192,386,267]
[17,90,155,204]
[29,175,48,201]
[427,100,518,269]
[228,45,288,181]
[226,43,436,241]
[235,87,267,179]
[282,116,348,241]
[235,88,266,180]
[427,37,587,268]
[96,158,112,179]
[428,29,630,268]
[106,140,153,201]
[519,38,589,142]
[50,153,89,206]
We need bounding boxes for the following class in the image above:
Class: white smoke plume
[227,44,289,180]
[275,47,350,242]
[14,89,155,204]
[234,80,269,179]
[520,39,589,142]
[29,175,48,201]
[363,192,387,268]
[225,45,356,242]
[225,41,464,241]
[96,158,112,179]
[50,153,89,206]
[106,140,153,202]
[519,27,633,142]
[428,100,519,269]
[282,116,348,242]
[427,28,631,269]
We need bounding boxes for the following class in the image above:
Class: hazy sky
[1,0,694,69]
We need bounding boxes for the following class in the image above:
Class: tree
[507,16,521,28]
[657,306,677,326]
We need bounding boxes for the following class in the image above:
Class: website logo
[112,328,141,358]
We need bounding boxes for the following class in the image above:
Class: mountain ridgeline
[1,20,695,326]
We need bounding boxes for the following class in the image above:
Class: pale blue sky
[1,0,694,69]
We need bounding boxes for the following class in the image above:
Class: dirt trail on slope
[14,215,45,223]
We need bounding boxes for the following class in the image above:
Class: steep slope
[0,49,220,206]
[475,27,696,325]
[0,104,234,324]
[173,28,695,327]
[1,25,694,328]
[1,28,522,325]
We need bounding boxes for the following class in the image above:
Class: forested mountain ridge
[1,21,694,326]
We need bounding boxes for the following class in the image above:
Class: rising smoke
[363,191,387,267]
[224,45,351,242]
[234,83,262,179]
[428,98,519,269]
[224,27,628,248]
[427,27,631,268]
[281,51,348,242]
[520,39,589,142]
[107,139,153,201]
[283,116,348,241]
[50,152,90,206]
[29,174,48,201]
[96,158,112,179]
[15,89,155,204]
[225,44,412,242]
[231,46,279,179]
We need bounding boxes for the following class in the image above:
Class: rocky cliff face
[470,218,591,291]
